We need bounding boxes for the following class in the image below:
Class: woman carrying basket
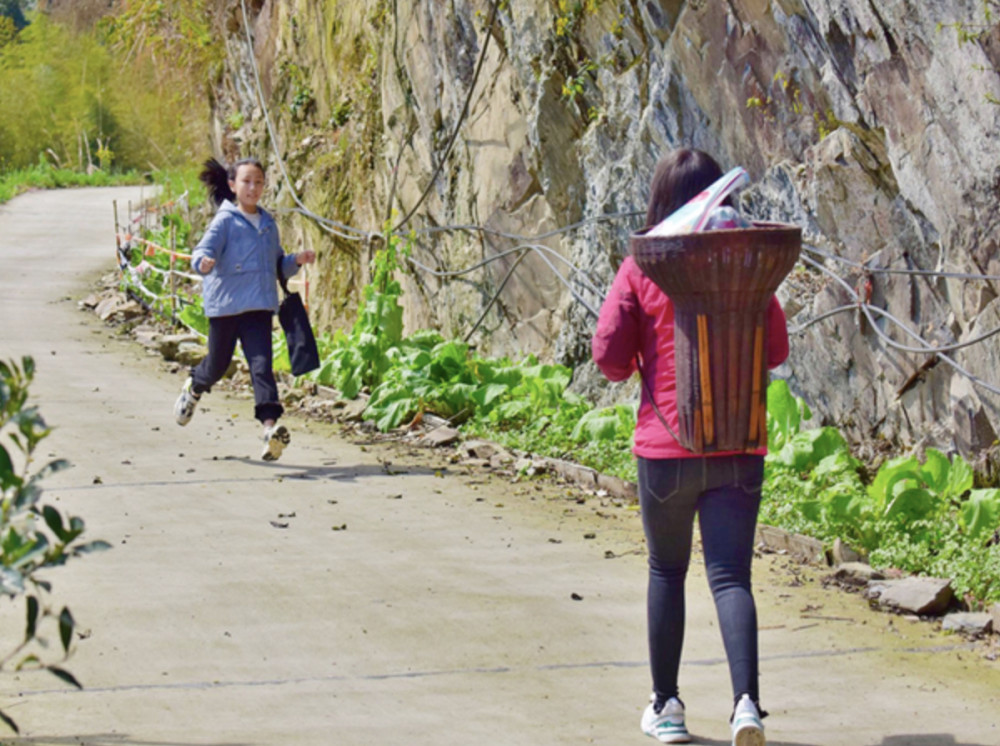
[592,149,788,746]
[173,157,315,462]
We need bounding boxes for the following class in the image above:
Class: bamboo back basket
[629,222,801,453]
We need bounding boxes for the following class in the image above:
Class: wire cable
[802,243,1000,282]
[799,254,1000,397]
[390,0,501,234]
[238,0,371,241]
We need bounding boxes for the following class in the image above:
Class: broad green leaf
[945,454,974,500]
[823,492,865,523]
[960,489,1000,540]
[315,360,336,386]
[799,500,822,522]
[470,383,509,411]
[339,369,362,400]
[883,487,934,522]
[407,329,445,349]
[867,456,920,502]
[373,397,418,431]
[812,451,860,481]
[435,383,477,416]
[571,407,625,441]
[920,449,950,494]
[765,379,810,449]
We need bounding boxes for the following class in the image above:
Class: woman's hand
[198,257,216,273]
[296,250,316,266]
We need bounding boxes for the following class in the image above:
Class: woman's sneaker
[641,695,691,743]
[174,378,201,426]
[261,424,290,462]
[731,694,765,746]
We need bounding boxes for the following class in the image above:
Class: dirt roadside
[0,187,997,746]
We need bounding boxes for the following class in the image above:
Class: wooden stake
[697,313,714,447]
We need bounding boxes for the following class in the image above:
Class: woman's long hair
[199,157,266,206]
[644,149,726,227]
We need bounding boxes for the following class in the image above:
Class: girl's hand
[296,250,316,265]
[199,257,216,273]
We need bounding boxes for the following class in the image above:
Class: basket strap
[635,357,686,448]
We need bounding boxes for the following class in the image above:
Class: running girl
[174,157,315,461]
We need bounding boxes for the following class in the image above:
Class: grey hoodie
[191,200,300,318]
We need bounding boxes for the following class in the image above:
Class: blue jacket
[191,201,300,318]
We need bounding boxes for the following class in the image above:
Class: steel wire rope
[407,247,601,318]
[389,0,501,234]
[799,254,1000,397]
[802,242,1000,282]
[463,248,529,342]
[798,253,1000,354]
[406,209,646,243]
[406,243,604,312]
[238,0,370,242]
[406,238,607,299]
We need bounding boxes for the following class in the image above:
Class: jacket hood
[219,199,273,225]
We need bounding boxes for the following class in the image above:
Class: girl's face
[229,164,265,212]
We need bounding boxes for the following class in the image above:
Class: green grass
[0,161,145,205]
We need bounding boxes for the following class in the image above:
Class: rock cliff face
[212,0,1000,468]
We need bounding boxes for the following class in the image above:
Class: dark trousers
[190,310,284,424]
[638,454,764,709]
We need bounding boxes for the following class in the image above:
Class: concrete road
[0,187,998,746]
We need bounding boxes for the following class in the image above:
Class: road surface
[0,186,997,745]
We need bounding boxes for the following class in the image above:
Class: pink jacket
[592,256,789,460]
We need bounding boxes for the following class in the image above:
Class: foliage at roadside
[0,7,213,177]
[762,380,1000,603]
[0,357,110,733]
[0,159,143,205]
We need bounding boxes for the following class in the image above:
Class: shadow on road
[241,458,450,482]
[4,735,250,746]
[693,738,817,746]
[880,736,993,746]
[689,734,990,746]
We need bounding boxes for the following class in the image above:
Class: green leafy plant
[0,357,110,732]
[762,381,1000,602]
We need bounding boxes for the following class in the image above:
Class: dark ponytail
[199,157,266,206]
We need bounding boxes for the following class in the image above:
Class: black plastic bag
[277,255,320,376]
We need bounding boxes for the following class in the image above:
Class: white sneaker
[261,424,290,462]
[174,377,201,426]
[731,694,765,746]
[641,695,691,743]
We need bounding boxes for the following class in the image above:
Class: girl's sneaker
[731,694,765,746]
[261,424,290,462]
[641,695,691,743]
[174,378,201,426]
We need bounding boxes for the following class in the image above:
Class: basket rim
[630,220,802,240]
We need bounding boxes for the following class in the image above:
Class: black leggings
[638,455,764,709]
[190,310,284,424]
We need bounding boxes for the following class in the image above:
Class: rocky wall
[211,0,1000,466]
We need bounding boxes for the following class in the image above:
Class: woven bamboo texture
[630,222,801,453]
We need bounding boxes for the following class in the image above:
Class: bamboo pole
[697,313,714,447]
[113,200,121,275]
[169,222,177,320]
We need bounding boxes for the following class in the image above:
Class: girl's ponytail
[199,158,235,206]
